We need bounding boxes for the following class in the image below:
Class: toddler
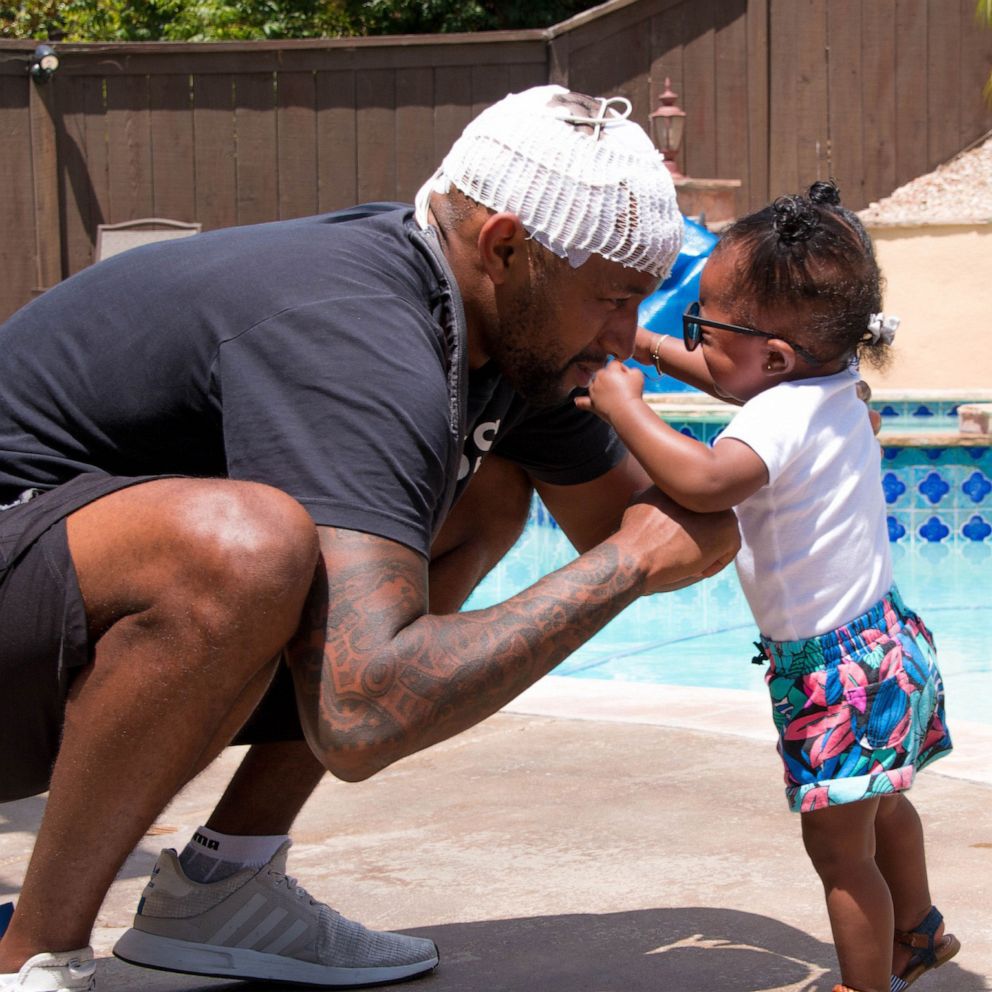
[578,180,959,992]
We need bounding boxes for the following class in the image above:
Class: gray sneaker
[0,948,96,991]
[112,843,438,987]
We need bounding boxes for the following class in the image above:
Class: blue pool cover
[632,215,718,392]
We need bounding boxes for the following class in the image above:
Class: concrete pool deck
[1,678,989,991]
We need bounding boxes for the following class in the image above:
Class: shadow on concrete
[0,794,172,896]
[96,907,985,992]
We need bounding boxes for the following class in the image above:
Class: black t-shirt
[0,206,624,556]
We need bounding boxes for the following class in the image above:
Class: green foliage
[980,0,992,105]
[0,0,592,40]
[351,0,592,34]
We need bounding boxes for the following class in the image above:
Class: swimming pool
[464,396,992,725]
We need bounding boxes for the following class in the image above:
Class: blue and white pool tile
[962,513,992,542]
[918,514,953,543]
[887,513,911,543]
[882,472,908,505]
[962,470,992,504]
[918,470,952,506]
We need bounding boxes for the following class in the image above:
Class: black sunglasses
[682,301,823,366]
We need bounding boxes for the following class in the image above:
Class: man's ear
[764,343,797,376]
[477,213,527,285]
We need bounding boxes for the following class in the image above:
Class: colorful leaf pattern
[758,588,953,812]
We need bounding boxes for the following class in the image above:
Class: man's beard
[491,280,576,408]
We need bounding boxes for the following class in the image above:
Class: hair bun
[772,194,820,245]
[808,179,841,206]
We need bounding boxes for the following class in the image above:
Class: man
[0,86,738,991]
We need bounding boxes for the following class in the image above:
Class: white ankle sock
[178,826,288,883]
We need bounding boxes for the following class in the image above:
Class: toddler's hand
[574,359,645,423]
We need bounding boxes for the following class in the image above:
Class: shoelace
[268,870,316,905]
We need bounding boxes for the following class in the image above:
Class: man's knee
[69,478,319,638]
[185,481,319,592]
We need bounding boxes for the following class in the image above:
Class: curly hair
[712,179,889,369]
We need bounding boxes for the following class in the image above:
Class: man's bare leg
[0,479,318,970]
[203,456,534,837]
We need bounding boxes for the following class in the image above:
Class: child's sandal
[891,905,961,991]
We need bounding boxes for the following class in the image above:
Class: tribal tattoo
[287,526,647,778]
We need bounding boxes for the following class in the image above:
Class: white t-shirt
[718,368,891,641]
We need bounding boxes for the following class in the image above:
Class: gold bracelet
[650,334,665,376]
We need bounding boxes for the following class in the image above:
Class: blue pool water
[464,386,992,727]
[464,521,990,725]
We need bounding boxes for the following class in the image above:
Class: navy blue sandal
[890,905,960,991]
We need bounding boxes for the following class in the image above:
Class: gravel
[858,130,992,226]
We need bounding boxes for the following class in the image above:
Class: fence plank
[861,0,897,209]
[927,0,961,169]
[683,0,717,179]
[105,74,153,222]
[59,76,108,271]
[566,16,653,113]
[432,66,473,166]
[827,0,865,205]
[508,61,548,92]
[395,66,436,203]
[548,31,571,86]
[744,0,769,209]
[470,61,512,119]
[148,74,196,222]
[768,0,800,193]
[232,73,277,227]
[277,71,319,219]
[713,0,748,202]
[894,0,929,188]
[1,79,40,315]
[649,0,686,121]
[316,70,357,212]
[356,69,397,203]
[796,0,829,188]
[192,73,237,230]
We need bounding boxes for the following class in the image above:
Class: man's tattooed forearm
[289,529,645,765]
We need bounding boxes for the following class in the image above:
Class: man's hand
[607,485,740,595]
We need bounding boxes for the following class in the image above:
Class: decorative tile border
[529,397,992,544]
[881,445,991,543]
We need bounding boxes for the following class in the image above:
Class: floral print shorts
[757,586,952,813]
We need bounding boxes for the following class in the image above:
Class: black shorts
[0,473,304,803]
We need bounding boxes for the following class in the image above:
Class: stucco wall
[864,224,992,391]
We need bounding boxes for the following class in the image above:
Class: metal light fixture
[649,77,687,178]
[29,44,59,83]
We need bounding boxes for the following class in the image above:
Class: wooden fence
[2,0,990,321]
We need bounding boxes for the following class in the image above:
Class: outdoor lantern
[29,44,59,83]
[649,77,686,177]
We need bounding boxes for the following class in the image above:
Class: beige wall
[864,224,992,392]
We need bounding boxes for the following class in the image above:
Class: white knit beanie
[415,84,683,279]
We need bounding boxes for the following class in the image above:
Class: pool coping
[503,676,992,787]
[644,391,992,445]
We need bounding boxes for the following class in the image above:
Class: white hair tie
[561,95,633,140]
[867,312,900,345]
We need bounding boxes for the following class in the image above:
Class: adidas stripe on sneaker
[112,842,438,987]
